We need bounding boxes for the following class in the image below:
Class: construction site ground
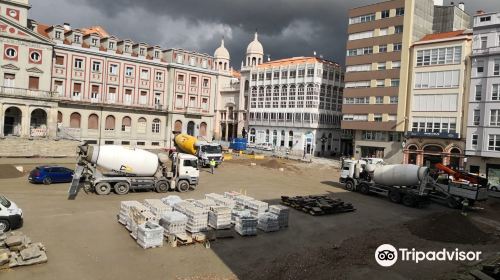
[0,156,499,280]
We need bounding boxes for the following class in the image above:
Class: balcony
[186,107,202,115]
[0,86,58,100]
[473,46,500,56]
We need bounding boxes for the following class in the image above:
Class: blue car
[29,166,74,185]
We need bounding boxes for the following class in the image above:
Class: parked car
[0,195,23,233]
[29,166,74,185]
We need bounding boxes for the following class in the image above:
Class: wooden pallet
[282,195,356,216]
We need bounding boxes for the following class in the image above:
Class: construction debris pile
[281,195,355,216]
[117,191,289,248]
[0,231,47,269]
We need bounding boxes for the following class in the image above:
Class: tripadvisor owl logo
[375,244,482,267]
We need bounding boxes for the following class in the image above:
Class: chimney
[458,2,464,10]
[433,0,443,6]
[63,23,71,31]
[28,19,38,32]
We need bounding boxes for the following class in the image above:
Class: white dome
[214,39,230,60]
[246,32,263,55]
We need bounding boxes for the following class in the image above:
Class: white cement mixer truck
[340,160,488,208]
[68,144,200,199]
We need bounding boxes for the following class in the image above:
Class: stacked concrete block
[246,200,269,218]
[143,199,172,219]
[172,201,192,213]
[0,231,47,269]
[183,204,209,233]
[234,195,255,208]
[208,206,232,230]
[194,199,216,210]
[159,211,188,235]
[118,201,143,225]
[224,191,242,200]
[234,213,258,236]
[128,205,157,240]
[257,212,280,232]
[136,222,164,249]
[269,205,290,228]
[205,193,236,209]
[161,195,183,208]
[231,206,250,224]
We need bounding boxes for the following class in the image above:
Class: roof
[256,56,341,69]
[417,30,468,42]
[80,26,109,38]
[36,23,51,39]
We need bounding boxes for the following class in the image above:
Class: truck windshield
[0,196,11,208]
[201,145,222,154]
[183,159,198,167]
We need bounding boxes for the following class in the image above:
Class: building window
[349,13,375,24]
[5,48,16,58]
[55,31,62,39]
[125,66,134,77]
[307,69,314,77]
[493,84,500,101]
[346,64,371,72]
[190,76,197,86]
[92,38,98,46]
[203,78,209,88]
[74,35,80,43]
[395,25,403,34]
[55,55,64,65]
[347,47,373,56]
[109,42,115,49]
[152,119,160,133]
[125,45,130,53]
[140,69,149,80]
[471,134,478,149]
[392,61,401,69]
[488,135,500,151]
[109,64,118,75]
[92,61,101,72]
[139,91,148,105]
[411,117,456,133]
[379,28,388,36]
[393,43,402,51]
[491,110,500,126]
[391,79,400,87]
[480,37,488,49]
[396,7,404,16]
[416,46,462,66]
[202,59,207,68]
[374,114,382,122]
[108,87,117,102]
[494,60,500,76]
[379,45,387,53]
[72,83,81,99]
[473,109,480,125]
[414,70,460,89]
[140,48,145,56]
[480,16,491,22]
[155,72,162,81]
[190,57,196,66]
[154,51,160,59]
[74,58,83,69]
[348,30,373,41]
[375,96,383,104]
[381,10,390,19]
[475,84,482,101]
[378,62,386,70]
[28,76,39,90]
[390,96,398,104]
[477,61,484,74]
[30,51,41,62]
[376,80,385,87]
[124,89,132,104]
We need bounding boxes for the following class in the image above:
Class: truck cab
[175,153,200,186]
[340,159,366,184]
[0,195,23,233]
[195,142,223,167]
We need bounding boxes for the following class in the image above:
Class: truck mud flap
[68,165,84,200]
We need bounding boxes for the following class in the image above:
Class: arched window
[199,122,207,137]
[137,117,147,134]
[174,120,182,133]
[57,111,63,124]
[152,118,160,134]
[280,130,285,146]
[187,121,195,136]
[288,131,294,148]
[122,116,131,132]
[105,115,115,131]
[272,130,278,146]
[88,114,99,130]
[70,112,81,128]
[265,129,270,143]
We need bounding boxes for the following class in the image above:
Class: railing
[473,46,500,55]
[0,86,58,99]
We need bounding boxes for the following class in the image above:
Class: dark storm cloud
[30,0,500,68]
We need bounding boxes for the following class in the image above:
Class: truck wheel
[359,183,369,195]
[155,181,170,193]
[81,181,93,193]
[345,181,355,192]
[389,191,402,203]
[447,197,460,209]
[114,182,130,195]
[95,182,111,195]
[176,180,190,192]
[402,195,416,207]
[43,177,52,185]
[0,220,10,233]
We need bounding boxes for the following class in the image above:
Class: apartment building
[404,30,472,169]
[0,0,219,149]
[433,1,471,33]
[465,11,500,187]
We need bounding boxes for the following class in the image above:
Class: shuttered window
[88,114,99,129]
[70,113,81,128]
[29,76,39,90]
[105,115,115,130]
[121,116,131,132]
[55,55,64,65]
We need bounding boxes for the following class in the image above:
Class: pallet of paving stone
[159,211,188,235]
[257,212,280,232]
[143,199,172,219]
[205,193,236,209]
[136,222,164,249]
[118,201,143,225]
[269,205,290,228]
[281,195,355,216]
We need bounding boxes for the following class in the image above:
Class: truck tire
[345,180,355,192]
[402,195,416,207]
[43,177,52,185]
[176,180,190,192]
[95,182,111,195]
[155,180,170,193]
[0,220,10,233]
[359,183,369,195]
[389,191,402,203]
[114,182,130,195]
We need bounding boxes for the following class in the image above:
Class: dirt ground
[0,157,499,280]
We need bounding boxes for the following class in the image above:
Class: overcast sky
[30,0,498,67]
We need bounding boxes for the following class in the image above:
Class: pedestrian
[209,158,216,174]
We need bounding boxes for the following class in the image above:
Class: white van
[0,195,23,233]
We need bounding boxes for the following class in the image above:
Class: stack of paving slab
[118,201,143,226]
[224,191,242,200]
[205,193,236,209]
[143,199,172,219]
[257,212,280,232]
[269,205,290,228]
[208,205,232,230]
[182,204,209,233]
[246,200,269,218]
[161,195,183,208]
[234,211,258,236]
[128,204,157,240]
[136,222,164,249]
[159,211,188,235]
[193,199,217,210]
[0,231,47,269]
[234,195,255,208]
[231,205,248,224]
[172,201,192,213]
